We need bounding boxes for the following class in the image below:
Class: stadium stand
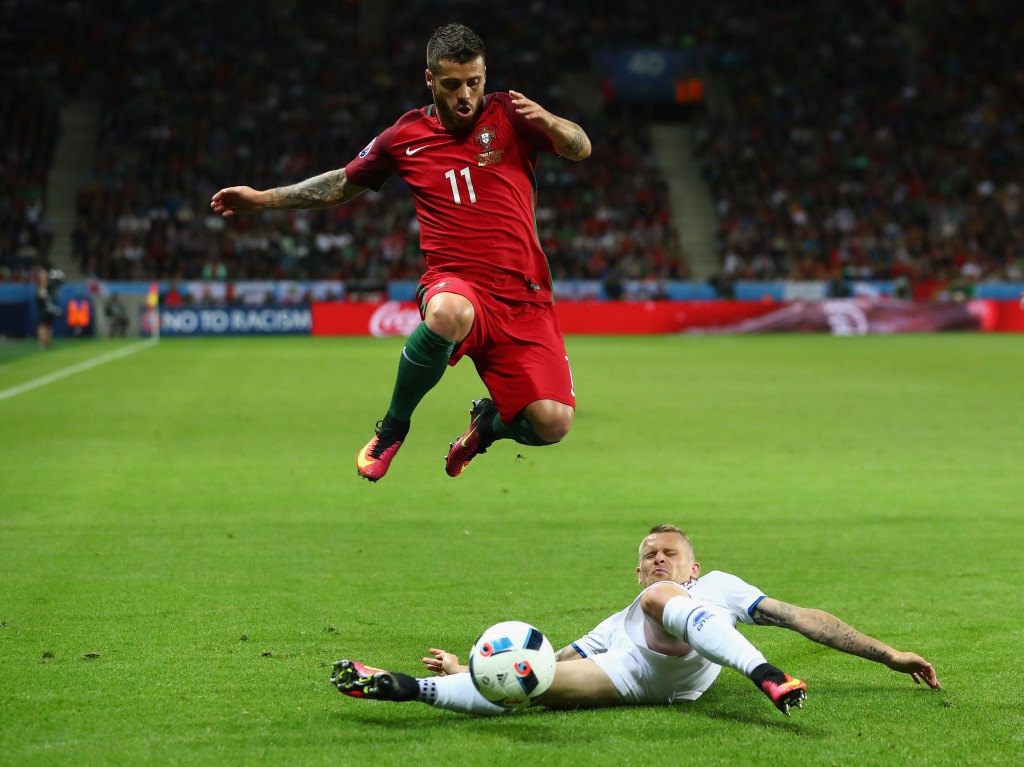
[696,0,1024,296]
[0,1,67,282]
[52,0,687,286]
[3,0,1021,298]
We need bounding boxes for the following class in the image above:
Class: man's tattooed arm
[753,598,894,663]
[558,125,590,161]
[267,169,365,210]
[542,115,591,161]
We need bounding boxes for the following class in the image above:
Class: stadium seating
[695,0,1024,295]
[3,1,1021,297]
[56,1,687,284]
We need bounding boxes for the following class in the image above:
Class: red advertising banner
[311,299,1024,337]
[688,298,1024,334]
[311,300,779,337]
[989,299,1024,332]
[312,301,422,337]
[553,300,776,334]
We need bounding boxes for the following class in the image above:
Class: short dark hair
[426,24,486,73]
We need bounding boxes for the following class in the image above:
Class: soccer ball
[469,621,556,709]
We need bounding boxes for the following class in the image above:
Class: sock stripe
[401,346,433,368]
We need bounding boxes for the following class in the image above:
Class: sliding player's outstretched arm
[752,598,941,689]
[211,168,367,216]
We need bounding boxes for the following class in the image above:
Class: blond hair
[640,524,695,560]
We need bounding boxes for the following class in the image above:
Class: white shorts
[588,643,721,705]
[572,575,764,705]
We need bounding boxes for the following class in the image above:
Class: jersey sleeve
[344,111,423,191]
[491,91,556,156]
[690,571,768,626]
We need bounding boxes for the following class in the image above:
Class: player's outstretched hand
[885,651,941,689]
[509,90,554,129]
[421,648,468,676]
[210,186,264,217]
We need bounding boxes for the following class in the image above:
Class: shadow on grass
[332,696,820,739]
[688,684,822,733]
[699,705,816,733]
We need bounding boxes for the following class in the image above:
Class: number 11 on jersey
[445,167,477,205]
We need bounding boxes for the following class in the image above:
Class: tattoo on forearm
[271,170,346,209]
[561,126,586,158]
[816,615,890,662]
[841,629,857,651]
[755,602,796,629]
[865,645,885,660]
[759,601,893,663]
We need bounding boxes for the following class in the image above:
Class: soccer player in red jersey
[211,24,591,482]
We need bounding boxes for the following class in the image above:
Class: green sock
[387,323,454,421]
[490,412,551,447]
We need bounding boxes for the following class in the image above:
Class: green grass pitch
[1,333,1022,766]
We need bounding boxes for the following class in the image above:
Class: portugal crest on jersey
[474,124,505,167]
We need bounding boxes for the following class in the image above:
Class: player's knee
[424,295,474,342]
[640,583,689,623]
[531,404,573,443]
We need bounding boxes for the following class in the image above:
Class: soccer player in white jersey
[331,524,940,716]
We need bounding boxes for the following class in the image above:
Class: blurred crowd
[696,0,1024,294]
[0,80,58,280]
[2,0,687,286]
[2,0,1022,295]
[0,0,68,282]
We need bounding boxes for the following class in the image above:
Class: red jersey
[345,92,557,303]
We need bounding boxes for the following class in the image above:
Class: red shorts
[419,275,575,422]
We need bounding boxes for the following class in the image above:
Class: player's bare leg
[519,399,573,443]
[534,658,626,709]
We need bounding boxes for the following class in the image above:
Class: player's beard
[436,96,482,134]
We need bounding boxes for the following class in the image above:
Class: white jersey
[570,571,767,704]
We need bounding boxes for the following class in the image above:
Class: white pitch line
[0,339,158,402]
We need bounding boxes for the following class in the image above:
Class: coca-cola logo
[369,301,422,338]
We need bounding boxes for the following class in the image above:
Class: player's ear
[424,68,433,89]
[691,562,701,580]
[636,566,643,584]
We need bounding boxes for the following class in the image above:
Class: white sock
[419,673,510,716]
[662,595,767,677]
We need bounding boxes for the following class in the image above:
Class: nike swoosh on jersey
[406,144,433,155]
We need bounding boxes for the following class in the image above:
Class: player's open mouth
[457,104,472,115]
